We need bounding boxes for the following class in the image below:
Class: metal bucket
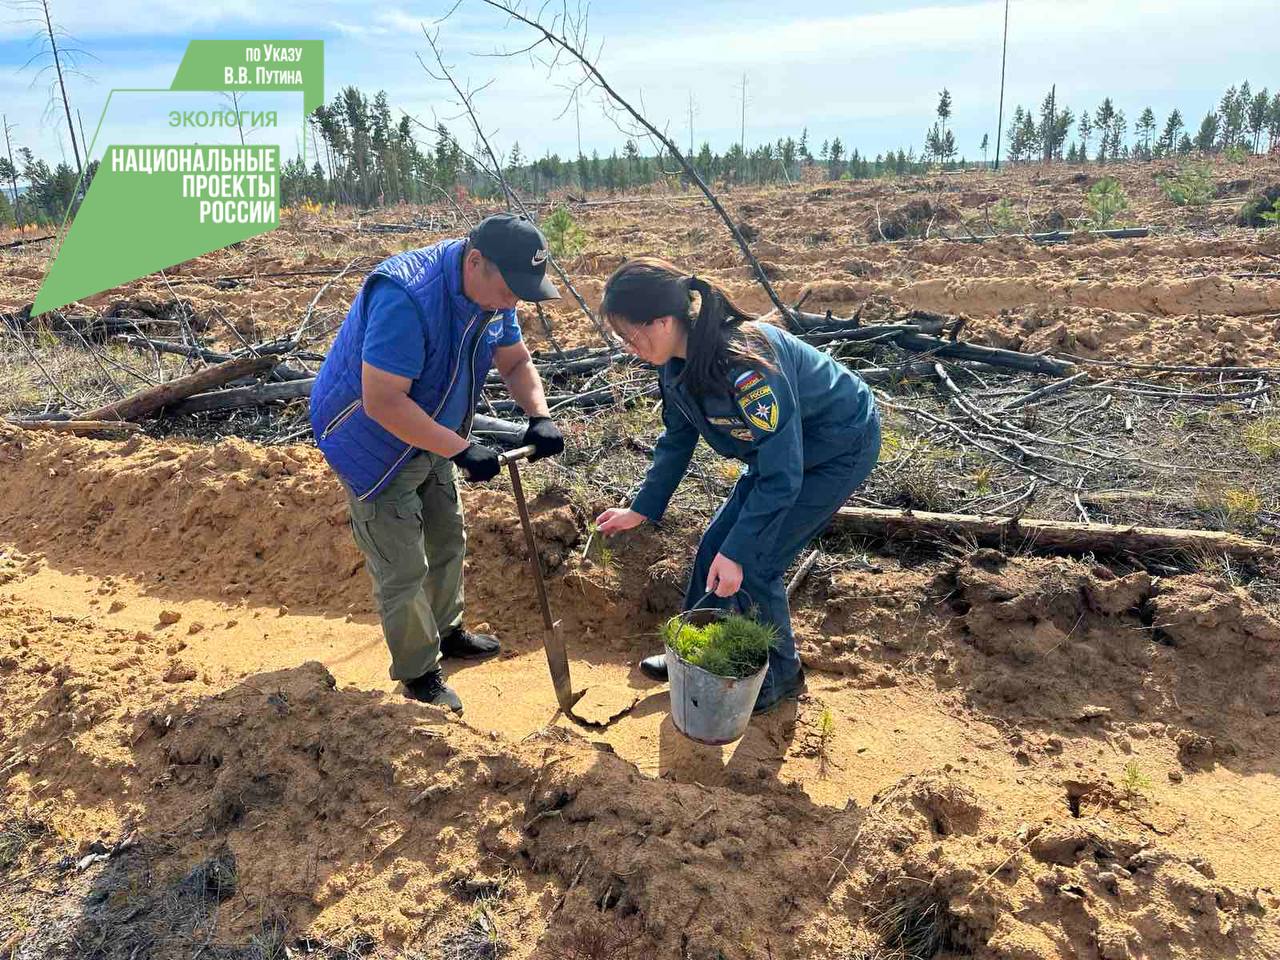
[665,598,769,745]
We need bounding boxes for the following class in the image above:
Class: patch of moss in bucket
[661,613,776,679]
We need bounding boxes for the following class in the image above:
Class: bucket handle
[689,588,756,613]
[669,588,758,654]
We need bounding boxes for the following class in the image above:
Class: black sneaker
[639,653,668,682]
[439,628,501,660]
[402,670,463,713]
[752,668,805,715]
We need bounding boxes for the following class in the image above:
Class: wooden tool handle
[497,444,537,465]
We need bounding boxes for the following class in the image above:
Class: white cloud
[2,0,1278,162]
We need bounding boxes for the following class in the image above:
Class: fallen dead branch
[114,335,313,381]
[8,419,143,435]
[81,356,276,422]
[167,375,311,416]
[0,233,56,250]
[832,506,1276,560]
[937,227,1152,244]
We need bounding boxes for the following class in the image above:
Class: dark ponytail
[601,257,775,398]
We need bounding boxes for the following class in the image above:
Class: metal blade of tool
[505,451,581,713]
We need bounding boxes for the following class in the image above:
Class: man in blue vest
[310,214,565,714]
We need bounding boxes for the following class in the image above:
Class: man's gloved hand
[450,443,501,482]
[522,416,564,462]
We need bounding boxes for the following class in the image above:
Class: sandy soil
[1,423,1277,958]
[3,159,1280,957]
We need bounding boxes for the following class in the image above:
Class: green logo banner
[33,146,280,315]
[31,40,322,317]
[171,40,324,115]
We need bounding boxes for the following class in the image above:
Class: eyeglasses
[608,323,641,353]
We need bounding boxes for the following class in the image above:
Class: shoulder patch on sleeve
[736,379,778,432]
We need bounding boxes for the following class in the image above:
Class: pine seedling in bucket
[661,612,776,679]
[661,609,778,745]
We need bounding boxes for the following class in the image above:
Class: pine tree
[1248,88,1270,153]
[1037,88,1073,161]
[1094,99,1116,163]
[434,123,460,189]
[1107,109,1126,160]
[1269,93,1280,151]
[0,155,19,226]
[1020,110,1040,162]
[1195,111,1220,152]
[937,88,952,140]
[1157,109,1184,157]
[980,132,989,164]
[1078,110,1093,159]
[696,142,713,181]
[1135,107,1156,159]
[1218,83,1247,150]
[925,124,943,163]
[828,137,845,179]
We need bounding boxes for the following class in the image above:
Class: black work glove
[522,415,564,462]
[450,443,501,482]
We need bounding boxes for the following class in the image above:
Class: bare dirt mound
[801,550,1280,769]
[3,640,1276,960]
[3,429,1280,958]
[0,423,361,611]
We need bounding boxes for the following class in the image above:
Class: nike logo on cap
[531,248,548,267]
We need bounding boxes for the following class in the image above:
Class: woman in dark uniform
[596,258,881,714]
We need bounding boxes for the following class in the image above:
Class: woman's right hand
[595,507,647,536]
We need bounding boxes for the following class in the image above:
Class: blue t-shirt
[361,278,523,380]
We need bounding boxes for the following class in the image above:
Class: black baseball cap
[468,213,561,302]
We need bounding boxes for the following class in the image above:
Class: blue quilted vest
[309,239,509,501]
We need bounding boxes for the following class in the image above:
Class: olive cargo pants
[344,451,466,682]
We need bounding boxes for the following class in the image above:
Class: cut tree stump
[81,356,276,422]
[832,506,1276,560]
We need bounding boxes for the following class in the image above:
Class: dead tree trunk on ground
[832,506,1275,560]
[81,356,275,421]
[9,419,142,435]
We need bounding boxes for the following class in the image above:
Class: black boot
[402,669,463,713]
[440,627,501,660]
[639,653,668,682]
[753,668,805,715]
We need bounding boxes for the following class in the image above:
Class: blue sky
[2,0,1277,168]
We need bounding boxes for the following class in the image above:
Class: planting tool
[500,445,584,716]
[499,444,639,726]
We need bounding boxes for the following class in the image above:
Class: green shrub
[1158,162,1214,207]
[991,198,1018,232]
[1243,418,1280,459]
[542,206,586,258]
[1262,197,1280,227]
[1086,177,1129,228]
[1121,760,1151,796]
[1237,184,1280,226]
[661,612,776,678]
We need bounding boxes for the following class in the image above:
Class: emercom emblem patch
[734,372,778,432]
